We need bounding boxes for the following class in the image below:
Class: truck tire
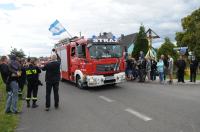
[76,75,84,89]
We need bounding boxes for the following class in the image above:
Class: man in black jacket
[190,56,198,83]
[42,49,61,111]
[176,56,186,83]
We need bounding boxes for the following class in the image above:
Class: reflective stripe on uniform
[32,97,37,100]
[26,97,31,100]
[26,69,37,75]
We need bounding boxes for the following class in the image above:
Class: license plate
[105,76,115,80]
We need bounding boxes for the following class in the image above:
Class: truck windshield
[89,44,123,59]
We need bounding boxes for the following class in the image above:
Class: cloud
[0,0,199,57]
[0,3,18,10]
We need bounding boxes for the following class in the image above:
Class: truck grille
[104,79,116,84]
[96,64,116,72]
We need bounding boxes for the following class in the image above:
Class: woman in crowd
[157,56,164,84]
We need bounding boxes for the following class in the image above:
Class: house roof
[119,33,138,48]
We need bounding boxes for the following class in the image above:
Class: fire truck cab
[56,35,126,89]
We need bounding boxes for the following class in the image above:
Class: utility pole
[79,32,82,37]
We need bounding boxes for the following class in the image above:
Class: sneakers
[168,80,173,84]
[45,106,59,111]
[5,110,12,114]
[13,111,21,114]
[55,104,59,109]
[45,107,50,111]
[5,111,21,114]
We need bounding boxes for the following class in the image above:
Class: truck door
[77,44,87,70]
[69,46,77,81]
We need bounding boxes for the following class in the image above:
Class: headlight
[122,74,125,79]
[88,77,98,84]
[87,76,104,85]
[89,77,95,83]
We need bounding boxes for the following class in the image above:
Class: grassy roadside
[0,77,23,132]
[171,73,200,80]
[184,74,200,80]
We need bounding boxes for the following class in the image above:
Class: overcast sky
[0,0,199,57]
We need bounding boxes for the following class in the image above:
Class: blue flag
[49,20,66,36]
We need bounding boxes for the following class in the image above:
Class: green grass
[0,77,23,132]
[184,74,200,80]
[171,73,200,80]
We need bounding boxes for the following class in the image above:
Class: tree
[132,25,149,59]
[157,38,178,61]
[9,48,26,58]
[175,8,200,60]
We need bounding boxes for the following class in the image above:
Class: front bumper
[86,72,126,87]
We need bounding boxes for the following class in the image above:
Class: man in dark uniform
[42,49,61,111]
[26,59,41,108]
[176,56,186,83]
[190,56,198,82]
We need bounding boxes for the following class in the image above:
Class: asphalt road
[17,73,200,132]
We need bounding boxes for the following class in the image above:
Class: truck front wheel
[76,75,84,89]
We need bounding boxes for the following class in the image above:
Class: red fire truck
[55,34,126,89]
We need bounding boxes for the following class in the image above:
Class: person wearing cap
[42,49,61,111]
[25,58,41,108]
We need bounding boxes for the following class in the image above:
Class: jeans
[159,72,164,83]
[5,81,19,112]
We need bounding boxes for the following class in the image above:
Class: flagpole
[66,30,72,38]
